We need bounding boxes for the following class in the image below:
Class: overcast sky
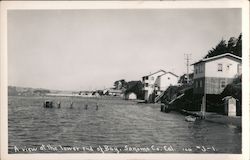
[8,9,241,91]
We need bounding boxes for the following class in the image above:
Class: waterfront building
[79,91,92,95]
[178,73,194,85]
[107,89,123,97]
[142,70,178,102]
[155,72,179,93]
[124,92,137,100]
[92,91,101,97]
[192,53,242,95]
[124,81,144,100]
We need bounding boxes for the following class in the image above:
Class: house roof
[126,92,137,95]
[108,89,122,93]
[142,69,166,78]
[158,72,179,78]
[191,53,242,65]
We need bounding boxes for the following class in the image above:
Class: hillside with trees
[8,86,51,96]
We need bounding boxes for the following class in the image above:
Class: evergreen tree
[233,34,242,57]
[205,39,229,58]
[114,79,128,90]
[227,37,237,53]
[204,33,242,58]
[125,81,144,99]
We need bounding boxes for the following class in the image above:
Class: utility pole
[184,54,191,84]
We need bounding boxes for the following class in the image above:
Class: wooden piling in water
[160,104,171,113]
[43,100,53,108]
[57,101,61,108]
[161,104,164,112]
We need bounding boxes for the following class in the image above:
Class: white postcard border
[0,1,249,160]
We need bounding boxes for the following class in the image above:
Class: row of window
[195,64,204,74]
[217,63,242,73]
[217,63,232,72]
[195,63,241,74]
[195,80,203,88]
[201,63,231,72]
[143,76,171,81]
[195,80,226,89]
[143,76,149,81]
[143,76,155,81]
[144,76,157,81]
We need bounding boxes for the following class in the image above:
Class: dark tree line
[205,33,242,58]
[114,79,127,90]
[113,79,144,99]
[125,81,144,100]
[33,89,50,95]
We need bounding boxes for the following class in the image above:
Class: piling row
[160,104,171,113]
[43,101,99,110]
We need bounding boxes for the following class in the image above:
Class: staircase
[169,93,185,104]
[154,91,165,103]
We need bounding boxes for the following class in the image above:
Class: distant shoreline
[8,94,123,99]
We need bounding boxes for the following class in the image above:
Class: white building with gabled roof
[155,72,179,91]
[142,70,178,102]
[192,53,242,95]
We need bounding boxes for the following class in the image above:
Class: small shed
[222,96,237,116]
[125,92,137,100]
[92,91,100,97]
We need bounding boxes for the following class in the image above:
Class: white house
[155,72,179,92]
[125,92,137,100]
[192,53,242,95]
[108,89,123,97]
[142,70,178,102]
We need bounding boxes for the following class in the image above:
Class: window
[200,65,203,73]
[195,67,198,74]
[226,64,231,71]
[145,83,148,87]
[221,81,226,88]
[200,80,203,88]
[218,64,223,72]
[237,64,242,74]
[145,76,148,80]
[196,81,198,88]
[168,77,170,80]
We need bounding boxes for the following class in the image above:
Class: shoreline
[179,109,242,128]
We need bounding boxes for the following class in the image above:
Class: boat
[185,115,196,122]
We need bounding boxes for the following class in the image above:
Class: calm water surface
[8,96,241,153]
